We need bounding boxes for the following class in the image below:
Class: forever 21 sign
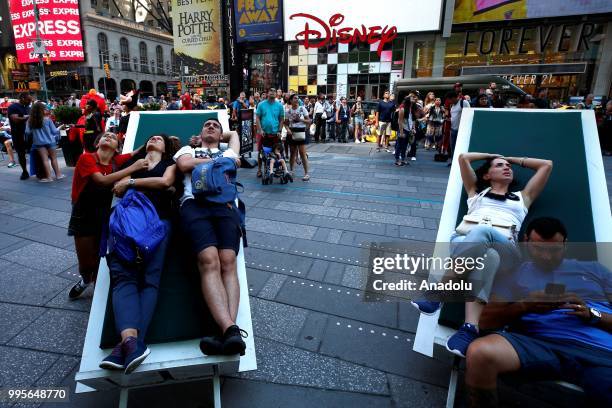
[462,22,596,56]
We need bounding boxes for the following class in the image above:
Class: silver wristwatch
[589,307,602,325]
[128,178,136,188]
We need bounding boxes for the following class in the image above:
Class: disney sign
[289,13,397,56]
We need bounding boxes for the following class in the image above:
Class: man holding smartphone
[465,217,612,407]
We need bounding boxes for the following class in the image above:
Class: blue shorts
[33,143,57,149]
[497,331,612,404]
[179,199,241,255]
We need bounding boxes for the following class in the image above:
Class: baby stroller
[261,146,292,185]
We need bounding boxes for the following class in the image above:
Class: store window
[120,38,131,71]
[97,33,109,68]
[412,40,434,78]
[139,42,149,74]
[156,46,164,75]
[444,22,605,100]
[249,53,282,94]
[287,37,404,99]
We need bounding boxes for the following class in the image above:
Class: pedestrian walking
[25,102,64,182]
[313,93,327,143]
[7,93,32,180]
[376,91,395,152]
[336,97,350,143]
[285,94,311,181]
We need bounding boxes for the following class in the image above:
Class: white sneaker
[385,148,392,153]
[411,157,417,161]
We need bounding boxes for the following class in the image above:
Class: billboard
[172,0,222,74]
[234,0,283,43]
[283,0,443,42]
[8,0,84,63]
[453,0,612,24]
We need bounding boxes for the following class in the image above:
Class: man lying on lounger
[465,217,612,407]
[174,119,248,356]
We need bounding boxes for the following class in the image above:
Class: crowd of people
[2,82,610,181]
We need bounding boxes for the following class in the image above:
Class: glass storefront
[249,52,283,94]
[287,37,406,101]
[443,21,607,100]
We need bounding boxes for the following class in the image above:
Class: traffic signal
[103,63,110,79]
[45,54,51,65]
[177,82,182,92]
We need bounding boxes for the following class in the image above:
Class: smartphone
[545,283,566,296]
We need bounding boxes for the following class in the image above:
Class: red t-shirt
[180,93,192,110]
[71,152,132,203]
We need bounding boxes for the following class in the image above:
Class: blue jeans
[395,135,409,162]
[327,121,336,140]
[109,221,171,338]
[450,225,520,302]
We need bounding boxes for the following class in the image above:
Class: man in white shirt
[174,119,246,356]
[312,93,327,143]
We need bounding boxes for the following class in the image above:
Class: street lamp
[31,2,48,101]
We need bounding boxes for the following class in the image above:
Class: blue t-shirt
[493,259,612,352]
[377,100,396,122]
[256,100,284,134]
[233,98,249,112]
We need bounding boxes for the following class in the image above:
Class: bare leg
[465,301,485,327]
[48,147,62,178]
[465,334,521,407]
[38,147,52,179]
[269,158,275,174]
[74,235,101,284]
[121,328,138,341]
[219,249,239,322]
[289,145,297,172]
[4,141,15,162]
[197,247,234,332]
[280,159,288,172]
[298,144,309,175]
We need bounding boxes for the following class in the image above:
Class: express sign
[9,0,85,64]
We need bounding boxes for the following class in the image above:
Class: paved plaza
[0,144,611,408]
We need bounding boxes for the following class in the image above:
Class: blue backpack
[192,157,239,203]
[108,189,169,263]
[191,157,248,247]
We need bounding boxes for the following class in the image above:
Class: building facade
[74,1,176,100]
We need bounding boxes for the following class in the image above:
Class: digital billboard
[172,0,222,74]
[283,0,444,44]
[8,0,85,63]
[234,0,283,43]
[453,0,612,24]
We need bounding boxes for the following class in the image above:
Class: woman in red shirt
[67,132,147,300]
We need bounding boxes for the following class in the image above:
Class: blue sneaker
[99,342,125,370]
[446,323,479,358]
[410,300,441,315]
[123,337,150,374]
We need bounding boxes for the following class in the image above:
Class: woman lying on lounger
[412,152,553,357]
[99,133,178,374]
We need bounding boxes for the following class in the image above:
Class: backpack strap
[235,196,247,248]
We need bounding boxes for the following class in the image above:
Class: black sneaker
[68,278,90,300]
[99,342,125,370]
[20,171,29,180]
[222,325,248,356]
[124,337,150,374]
[199,335,224,356]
